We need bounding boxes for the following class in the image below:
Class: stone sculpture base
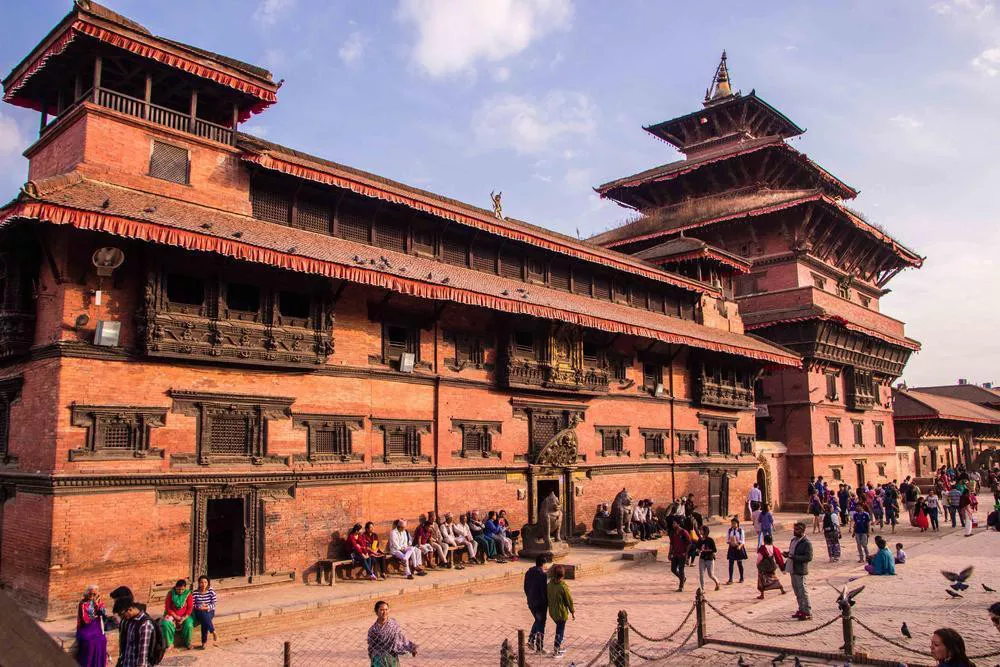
[585,532,639,549]
[518,539,570,561]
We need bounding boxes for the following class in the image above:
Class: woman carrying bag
[725,516,748,584]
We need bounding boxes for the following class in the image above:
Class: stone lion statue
[609,488,632,538]
[538,491,563,547]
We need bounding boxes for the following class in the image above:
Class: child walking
[547,565,575,657]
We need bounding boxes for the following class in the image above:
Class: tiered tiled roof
[909,384,1000,409]
[632,236,751,273]
[0,173,801,367]
[893,389,1000,424]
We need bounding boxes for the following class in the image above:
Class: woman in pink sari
[75,584,108,667]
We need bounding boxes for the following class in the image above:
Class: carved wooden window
[336,201,371,244]
[294,191,331,234]
[877,463,886,476]
[526,257,545,284]
[738,434,754,454]
[530,414,560,451]
[704,420,732,455]
[831,466,842,481]
[513,330,536,359]
[500,249,523,280]
[582,340,600,365]
[593,276,611,301]
[641,429,667,457]
[550,264,571,291]
[735,272,766,297]
[374,215,408,254]
[68,403,166,461]
[411,222,436,257]
[292,414,364,463]
[609,355,629,382]
[372,419,432,463]
[441,233,468,267]
[165,273,206,314]
[648,291,664,313]
[597,426,628,456]
[472,242,498,273]
[277,290,311,327]
[251,176,291,224]
[149,140,190,185]
[169,391,293,465]
[642,363,662,394]
[224,282,261,320]
[860,295,871,308]
[825,373,839,400]
[572,270,591,296]
[382,323,419,364]
[874,421,884,447]
[451,419,501,458]
[853,420,864,446]
[613,281,630,305]
[828,418,841,447]
[676,430,698,454]
[449,332,485,369]
[838,284,850,300]
[0,377,22,462]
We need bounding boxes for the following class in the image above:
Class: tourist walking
[668,521,692,592]
[755,533,785,599]
[960,488,974,537]
[914,498,931,532]
[367,601,417,666]
[822,503,841,562]
[926,490,941,531]
[192,576,217,650]
[757,503,775,548]
[161,579,194,650]
[389,519,425,579]
[851,505,872,563]
[546,564,575,657]
[75,584,108,667]
[947,485,963,528]
[929,628,973,667]
[725,516,747,584]
[523,556,549,653]
[786,522,813,620]
[809,492,823,533]
[838,485,850,526]
[697,525,721,591]
[748,482,762,512]
[112,593,157,667]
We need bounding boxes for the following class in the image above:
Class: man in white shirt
[443,513,478,562]
[748,483,763,512]
[388,518,424,579]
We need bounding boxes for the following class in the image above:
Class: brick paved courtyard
[164,522,999,666]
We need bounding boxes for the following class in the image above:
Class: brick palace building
[588,53,924,510]
[0,3,802,618]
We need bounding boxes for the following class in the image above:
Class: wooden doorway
[206,498,246,579]
[756,468,767,507]
[855,462,866,489]
[708,473,730,518]
[929,448,938,473]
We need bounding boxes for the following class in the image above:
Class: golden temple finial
[704,50,734,105]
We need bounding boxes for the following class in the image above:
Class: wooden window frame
[825,372,839,401]
[69,404,167,461]
[640,428,668,459]
[676,430,698,455]
[641,362,663,395]
[380,321,420,368]
[831,466,843,481]
[0,377,23,464]
[873,421,884,447]
[852,420,864,446]
[828,418,842,447]
[596,425,629,457]
[292,413,364,463]
[450,419,501,459]
[371,419,432,463]
[148,139,190,185]
[701,415,736,456]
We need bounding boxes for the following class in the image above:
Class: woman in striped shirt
[192,575,218,649]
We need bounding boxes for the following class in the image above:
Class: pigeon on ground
[901,622,912,639]
[984,584,996,593]
[946,589,963,599]
[942,566,974,591]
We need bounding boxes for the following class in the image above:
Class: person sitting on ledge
[468,512,496,561]
[389,519,425,579]
[864,536,895,576]
[449,513,479,563]
[161,579,194,650]
[631,500,649,540]
[498,510,520,549]
[412,516,439,569]
[348,523,378,580]
[485,511,513,562]
[425,512,451,568]
[363,522,387,579]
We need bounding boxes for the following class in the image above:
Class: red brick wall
[0,493,54,618]
[26,111,87,182]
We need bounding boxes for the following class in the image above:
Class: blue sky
[1,0,998,386]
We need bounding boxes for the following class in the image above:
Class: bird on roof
[100,198,110,209]
[143,206,156,213]
[232,231,243,238]
[200,223,212,229]
[901,622,911,639]
[942,566,974,591]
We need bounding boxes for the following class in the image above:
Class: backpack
[759,551,777,575]
[146,617,169,665]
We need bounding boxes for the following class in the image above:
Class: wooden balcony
[846,391,878,412]
[500,358,610,394]
[0,311,35,358]
[45,87,235,145]
[694,378,754,410]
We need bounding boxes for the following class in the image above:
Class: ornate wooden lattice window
[69,404,168,461]
[874,421,884,447]
[451,419,501,458]
[441,233,468,267]
[169,391,293,465]
[512,330,537,360]
[0,377,23,464]
[472,242,498,274]
[446,331,487,370]
[251,175,292,224]
[828,418,842,447]
[372,419,432,463]
[608,354,630,383]
[593,276,611,301]
[500,249,523,280]
[292,414,364,463]
[572,270,591,296]
[596,425,629,456]
[640,428,668,458]
[641,362,663,395]
[852,420,864,446]
[702,417,734,456]
[738,434,755,455]
[381,322,419,366]
[550,264,571,291]
[676,430,698,455]
[335,201,372,244]
[411,221,436,257]
[877,462,886,477]
[293,190,331,234]
[373,214,408,254]
[149,140,190,185]
[526,256,546,284]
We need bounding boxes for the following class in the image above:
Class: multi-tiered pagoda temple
[590,53,924,508]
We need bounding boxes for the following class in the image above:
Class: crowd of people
[73,577,218,666]
[347,510,520,581]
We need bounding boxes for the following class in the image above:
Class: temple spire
[704,51,735,106]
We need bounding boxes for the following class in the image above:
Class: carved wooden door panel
[708,474,722,517]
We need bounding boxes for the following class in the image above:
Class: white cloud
[971,46,1000,75]
[254,0,295,26]
[339,31,368,66]
[472,90,595,155]
[889,114,923,129]
[397,0,572,77]
[0,113,25,158]
[492,66,511,82]
[931,0,994,17]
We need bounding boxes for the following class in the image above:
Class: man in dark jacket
[668,521,692,592]
[837,485,850,526]
[523,556,549,653]
[785,522,813,620]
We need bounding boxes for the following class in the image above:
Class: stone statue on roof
[490,190,504,220]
